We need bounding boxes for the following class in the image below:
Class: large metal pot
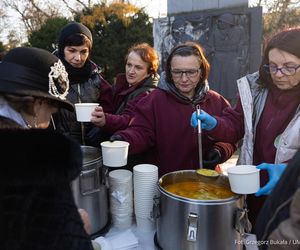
[154,170,244,250]
[72,146,108,235]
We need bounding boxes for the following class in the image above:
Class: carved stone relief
[154,7,262,102]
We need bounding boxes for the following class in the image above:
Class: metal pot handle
[187,213,198,242]
[79,169,100,195]
[100,166,108,186]
[151,195,160,220]
[234,208,252,235]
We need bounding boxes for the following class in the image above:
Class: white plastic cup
[136,216,155,232]
[109,169,132,182]
[93,237,112,250]
[75,103,98,122]
[133,164,158,175]
[111,213,132,229]
[101,141,129,167]
[109,169,133,217]
[227,165,260,194]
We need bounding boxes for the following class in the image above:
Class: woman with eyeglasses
[111,41,236,177]
[191,27,300,227]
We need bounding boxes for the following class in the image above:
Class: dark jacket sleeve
[268,184,300,250]
[202,91,238,163]
[103,92,148,133]
[255,149,300,244]
[116,92,157,155]
[99,76,114,114]
[213,141,237,164]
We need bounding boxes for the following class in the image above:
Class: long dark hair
[165,41,210,84]
[258,27,300,87]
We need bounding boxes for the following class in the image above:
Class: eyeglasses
[171,68,201,79]
[263,64,300,76]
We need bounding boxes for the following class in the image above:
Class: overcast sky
[134,0,167,18]
[137,0,260,17]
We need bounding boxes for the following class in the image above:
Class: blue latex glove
[190,110,217,131]
[255,163,287,197]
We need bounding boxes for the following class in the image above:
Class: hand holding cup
[91,106,106,127]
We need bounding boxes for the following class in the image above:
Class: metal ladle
[195,105,220,178]
[196,105,203,169]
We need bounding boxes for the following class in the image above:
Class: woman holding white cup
[191,28,300,226]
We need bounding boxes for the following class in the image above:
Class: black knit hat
[58,22,93,55]
[0,47,74,111]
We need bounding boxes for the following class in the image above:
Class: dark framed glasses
[171,68,201,79]
[263,64,300,76]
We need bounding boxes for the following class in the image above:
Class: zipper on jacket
[77,84,86,145]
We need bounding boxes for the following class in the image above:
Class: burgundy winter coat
[103,73,157,133]
[116,80,236,176]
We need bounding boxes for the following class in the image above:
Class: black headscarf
[57,22,94,85]
[60,56,93,85]
[58,22,93,58]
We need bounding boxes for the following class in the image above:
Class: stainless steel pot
[153,170,244,250]
[72,146,108,234]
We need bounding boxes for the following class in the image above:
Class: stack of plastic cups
[109,169,133,229]
[133,164,159,232]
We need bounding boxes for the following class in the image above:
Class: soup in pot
[164,181,235,200]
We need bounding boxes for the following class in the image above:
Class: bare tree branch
[73,0,89,10]
[61,0,79,15]
[29,0,50,18]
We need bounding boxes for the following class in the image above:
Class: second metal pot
[71,146,108,235]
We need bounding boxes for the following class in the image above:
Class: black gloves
[203,149,221,169]
[109,134,124,142]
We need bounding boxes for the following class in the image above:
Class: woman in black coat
[0,47,93,250]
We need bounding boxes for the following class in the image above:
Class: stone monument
[154,4,262,103]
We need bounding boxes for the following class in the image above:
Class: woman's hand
[78,208,92,234]
[91,106,106,127]
[255,163,287,196]
[190,110,217,131]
